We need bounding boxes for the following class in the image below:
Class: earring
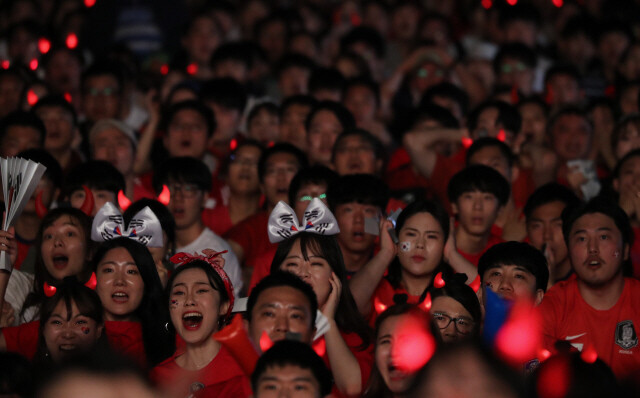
[164,322,169,332]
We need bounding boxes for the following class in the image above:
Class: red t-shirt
[457,233,505,266]
[2,320,146,365]
[631,226,640,279]
[539,278,640,379]
[385,148,431,191]
[150,346,251,398]
[202,205,234,237]
[224,211,274,269]
[247,246,277,294]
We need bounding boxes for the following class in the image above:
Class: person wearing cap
[89,118,155,202]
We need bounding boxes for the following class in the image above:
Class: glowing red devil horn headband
[43,272,97,297]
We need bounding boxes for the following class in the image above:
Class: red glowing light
[497,129,506,142]
[350,13,361,26]
[419,292,432,312]
[481,0,492,9]
[536,355,571,398]
[230,138,238,151]
[160,64,169,75]
[510,86,519,104]
[507,0,518,4]
[580,345,598,364]
[27,90,39,106]
[1,60,9,69]
[29,58,38,70]
[392,315,436,372]
[312,338,326,357]
[552,0,563,7]
[538,348,552,362]
[470,274,481,293]
[66,33,78,49]
[434,272,445,288]
[461,137,473,148]
[158,184,171,205]
[118,190,132,211]
[64,92,72,103]
[374,296,388,314]
[259,331,274,352]
[495,300,540,366]
[38,38,51,54]
[44,282,57,297]
[186,63,198,75]
[84,0,96,7]
[85,272,97,290]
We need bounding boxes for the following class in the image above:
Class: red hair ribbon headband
[170,250,234,320]
[44,272,97,297]
[267,198,340,243]
[91,202,164,247]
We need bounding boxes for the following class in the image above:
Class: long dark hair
[165,260,232,338]
[271,232,371,347]
[91,238,174,366]
[387,200,450,297]
[21,208,94,321]
[33,279,106,368]
[429,271,482,338]
[363,304,439,398]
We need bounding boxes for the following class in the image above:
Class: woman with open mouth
[150,251,251,398]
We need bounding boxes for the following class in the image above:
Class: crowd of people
[0,0,640,397]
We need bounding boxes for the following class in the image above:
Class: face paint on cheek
[170,299,179,308]
[400,241,411,252]
[81,327,90,335]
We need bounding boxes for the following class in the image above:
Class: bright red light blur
[580,345,598,364]
[434,272,445,288]
[259,330,274,352]
[27,90,39,106]
[29,58,38,70]
[118,190,132,211]
[186,63,198,75]
[494,299,540,366]
[66,33,78,49]
[482,0,492,9]
[536,355,571,398]
[374,297,388,314]
[158,185,171,206]
[85,0,96,7]
[38,38,51,54]
[391,315,436,372]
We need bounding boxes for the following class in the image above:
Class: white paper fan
[0,157,47,271]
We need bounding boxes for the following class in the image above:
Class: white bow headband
[268,198,340,243]
[91,202,164,247]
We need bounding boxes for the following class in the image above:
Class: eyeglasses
[168,183,200,198]
[432,312,475,334]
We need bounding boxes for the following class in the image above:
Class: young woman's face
[279,239,333,308]
[41,215,88,281]
[430,296,475,343]
[396,212,445,279]
[375,314,419,394]
[43,299,102,362]
[96,247,145,322]
[169,268,228,344]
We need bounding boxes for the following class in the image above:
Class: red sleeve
[224,218,255,259]
[2,321,40,359]
[344,333,374,391]
[430,152,465,213]
[201,376,252,398]
[538,283,563,351]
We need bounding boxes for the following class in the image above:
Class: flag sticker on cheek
[81,327,90,335]
[170,299,179,308]
[400,241,411,252]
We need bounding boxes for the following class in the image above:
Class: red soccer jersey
[224,211,274,269]
[457,233,505,266]
[539,278,640,379]
[202,205,234,237]
[150,345,251,398]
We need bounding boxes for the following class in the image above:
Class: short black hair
[498,1,541,28]
[562,196,634,251]
[332,128,386,165]
[31,94,78,126]
[408,103,459,132]
[467,100,522,135]
[465,137,515,169]
[308,67,346,96]
[544,63,581,86]
[0,110,46,146]
[523,183,581,221]
[163,99,216,137]
[344,76,380,105]
[258,143,308,183]
[288,165,339,206]
[279,95,318,118]
[17,148,63,188]
[153,156,212,193]
[247,102,279,127]
[305,101,356,133]
[246,271,318,326]
[447,165,510,206]
[327,173,389,211]
[63,160,125,199]
[478,241,549,292]
[200,77,247,112]
[492,42,537,75]
[547,105,592,137]
[210,41,253,70]
[81,60,125,93]
[252,340,333,396]
[274,53,316,79]
[420,82,470,117]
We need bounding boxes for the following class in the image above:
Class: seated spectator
[0,110,45,157]
[332,129,385,177]
[305,101,356,167]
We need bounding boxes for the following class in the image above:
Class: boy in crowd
[278,95,317,152]
[32,95,83,176]
[252,340,333,398]
[0,110,45,158]
[540,197,640,379]
[288,166,338,222]
[447,165,510,265]
[328,174,389,274]
[226,143,308,289]
[153,156,242,295]
[331,129,385,177]
[524,183,581,287]
[81,62,125,127]
[478,241,549,305]
[63,160,125,216]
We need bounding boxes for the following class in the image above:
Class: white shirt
[5,269,36,325]
[176,228,243,296]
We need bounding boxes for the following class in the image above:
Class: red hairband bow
[170,250,234,320]
[43,272,97,297]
